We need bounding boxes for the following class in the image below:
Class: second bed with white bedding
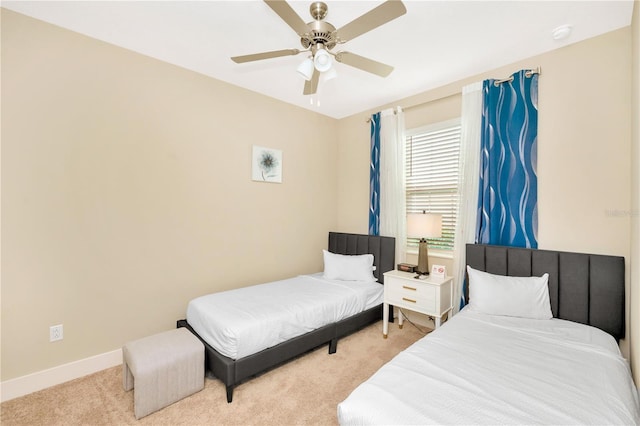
[187,273,384,359]
[337,308,640,425]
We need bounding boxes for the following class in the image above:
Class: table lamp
[407,211,442,277]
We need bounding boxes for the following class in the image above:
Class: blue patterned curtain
[369,112,381,236]
[476,70,538,248]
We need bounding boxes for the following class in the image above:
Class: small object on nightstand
[397,263,416,273]
[430,264,447,281]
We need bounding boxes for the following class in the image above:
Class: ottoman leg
[123,359,134,392]
[134,378,156,420]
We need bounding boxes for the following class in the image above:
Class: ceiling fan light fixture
[297,57,314,80]
[313,47,332,72]
[322,67,337,81]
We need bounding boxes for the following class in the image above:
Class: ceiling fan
[231,0,407,95]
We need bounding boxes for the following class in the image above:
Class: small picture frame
[430,264,446,281]
[252,145,282,183]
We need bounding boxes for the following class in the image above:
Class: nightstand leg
[398,308,403,329]
[382,302,389,338]
[435,316,441,328]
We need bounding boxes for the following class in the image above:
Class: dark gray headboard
[328,232,395,284]
[466,244,625,340]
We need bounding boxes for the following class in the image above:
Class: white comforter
[338,309,640,425]
[186,273,383,359]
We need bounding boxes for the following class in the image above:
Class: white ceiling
[2,1,634,119]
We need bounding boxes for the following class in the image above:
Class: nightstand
[382,270,453,338]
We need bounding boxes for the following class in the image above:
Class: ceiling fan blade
[336,0,407,43]
[303,69,320,95]
[231,49,301,63]
[335,52,394,77]
[264,0,309,36]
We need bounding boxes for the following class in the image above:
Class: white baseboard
[0,348,122,402]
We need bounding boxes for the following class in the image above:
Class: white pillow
[467,266,552,319]
[323,250,377,282]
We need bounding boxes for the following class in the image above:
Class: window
[405,119,461,251]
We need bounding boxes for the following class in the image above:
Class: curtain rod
[365,92,458,123]
[493,66,541,86]
[365,66,541,123]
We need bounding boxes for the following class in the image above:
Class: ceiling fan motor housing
[301,2,337,51]
[302,21,336,51]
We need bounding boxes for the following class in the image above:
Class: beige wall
[630,1,639,385]
[337,28,634,358]
[1,10,339,381]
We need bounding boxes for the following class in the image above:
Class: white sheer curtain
[452,82,483,314]
[379,107,406,264]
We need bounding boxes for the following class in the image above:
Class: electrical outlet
[50,324,63,342]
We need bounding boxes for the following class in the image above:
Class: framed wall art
[252,145,282,183]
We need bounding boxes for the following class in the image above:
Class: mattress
[338,308,640,425]
[186,273,383,359]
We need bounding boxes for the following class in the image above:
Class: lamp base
[415,239,430,277]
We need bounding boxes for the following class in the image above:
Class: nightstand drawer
[386,280,436,301]
[386,293,436,312]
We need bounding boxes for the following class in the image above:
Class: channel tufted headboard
[328,232,395,284]
[466,244,625,340]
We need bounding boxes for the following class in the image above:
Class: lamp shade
[407,212,442,239]
[313,47,332,72]
[297,58,314,81]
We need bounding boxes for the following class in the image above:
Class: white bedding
[186,273,383,359]
[338,309,640,425]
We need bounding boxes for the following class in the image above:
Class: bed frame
[466,244,625,340]
[177,232,395,402]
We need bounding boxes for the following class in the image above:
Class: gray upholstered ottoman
[122,328,204,419]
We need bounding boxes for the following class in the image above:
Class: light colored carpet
[1,320,425,425]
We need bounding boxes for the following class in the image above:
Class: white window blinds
[406,119,461,251]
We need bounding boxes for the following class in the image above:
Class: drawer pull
[402,297,417,303]
[402,285,417,291]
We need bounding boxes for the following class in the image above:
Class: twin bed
[338,243,640,424]
[179,233,640,423]
[178,232,395,402]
